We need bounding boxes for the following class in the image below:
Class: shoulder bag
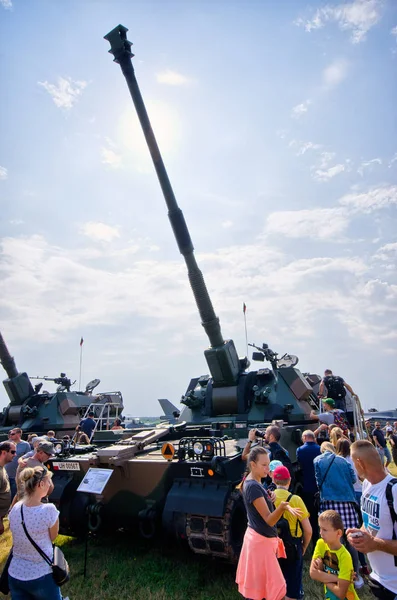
[20,504,70,586]
[314,454,336,510]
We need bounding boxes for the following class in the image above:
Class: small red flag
[80,337,84,346]
[243,303,246,314]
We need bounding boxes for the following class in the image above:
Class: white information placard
[77,468,113,495]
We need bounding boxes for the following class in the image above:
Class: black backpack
[276,493,301,561]
[324,375,346,400]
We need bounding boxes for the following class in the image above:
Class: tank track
[185,490,245,562]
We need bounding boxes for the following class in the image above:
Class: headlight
[193,441,203,456]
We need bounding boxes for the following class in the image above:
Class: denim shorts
[9,573,62,600]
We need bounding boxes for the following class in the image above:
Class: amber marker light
[208,469,214,476]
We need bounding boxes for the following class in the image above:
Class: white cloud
[265,207,349,240]
[101,147,122,168]
[374,242,397,261]
[289,140,322,156]
[38,77,88,109]
[291,99,311,118]
[392,26,397,37]
[0,166,8,180]
[0,0,12,8]
[156,70,191,86]
[339,185,397,212]
[296,0,383,44]
[357,157,382,176]
[322,59,349,89]
[311,152,349,182]
[313,163,346,182]
[80,222,121,243]
[389,153,397,168]
[100,137,122,168]
[221,220,233,229]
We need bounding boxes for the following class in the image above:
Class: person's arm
[313,424,328,438]
[347,528,397,555]
[318,381,325,397]
[49,517,59,541]
[241,429,257,461]
[344,382,354,395]
[326,579,351,600]
[252,497,302,527]
[309,559,338,583]
[301,517,312,555]
[310,410,320,421]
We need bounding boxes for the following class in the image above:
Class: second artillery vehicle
[0,332,123,439]
[47,25,322,562]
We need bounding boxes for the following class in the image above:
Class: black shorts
[345,411,354,427]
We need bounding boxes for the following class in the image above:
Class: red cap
[273,465,291,482]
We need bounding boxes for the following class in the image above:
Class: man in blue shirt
[80,411,96,440]
[296,430,321,544]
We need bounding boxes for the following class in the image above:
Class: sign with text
[77,468,113,495]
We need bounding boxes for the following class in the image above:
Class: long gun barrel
[0,331,18,380]
[104,25,241,386]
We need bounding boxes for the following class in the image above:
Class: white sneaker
[354,574,364,589]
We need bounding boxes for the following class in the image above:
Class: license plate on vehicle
[52,462,80,471]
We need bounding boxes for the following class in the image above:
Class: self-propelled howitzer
[0,331,123,436]
[104,25,320,433]
[45,27,323,563]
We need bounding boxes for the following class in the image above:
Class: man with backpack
[318,369,356,412]
[347,440,397,599]
[273,465,312,600]
[310,398,350,434]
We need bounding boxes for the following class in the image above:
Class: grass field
[0,520,374,600]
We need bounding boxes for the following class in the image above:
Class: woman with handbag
[8,466,63,600]
[236,446,303,600]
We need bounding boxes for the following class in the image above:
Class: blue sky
[1,0,396,415]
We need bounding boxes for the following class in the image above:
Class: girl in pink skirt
[236,446,302,600]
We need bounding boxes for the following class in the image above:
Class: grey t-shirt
[317,409,344,426]
[5,440,31,479]
[242,479,277,538]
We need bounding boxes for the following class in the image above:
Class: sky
[0,0,396,415]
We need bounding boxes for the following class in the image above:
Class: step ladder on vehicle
[80,402,123,441]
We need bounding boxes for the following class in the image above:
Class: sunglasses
[9,433,16,436]
[10,450,16,454]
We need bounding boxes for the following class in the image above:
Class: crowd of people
[0,413,123,599]
[0,428,66,599]
[236,370,397,600]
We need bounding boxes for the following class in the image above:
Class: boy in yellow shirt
[310,510,359,600]
[273,465,312,600]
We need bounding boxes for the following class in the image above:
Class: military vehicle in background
[44,24,326,563]
[0,331,123,439]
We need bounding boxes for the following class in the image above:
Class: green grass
[0,522,374,600]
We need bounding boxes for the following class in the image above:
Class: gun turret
[0,331,34,408]
[104,25,240,390]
